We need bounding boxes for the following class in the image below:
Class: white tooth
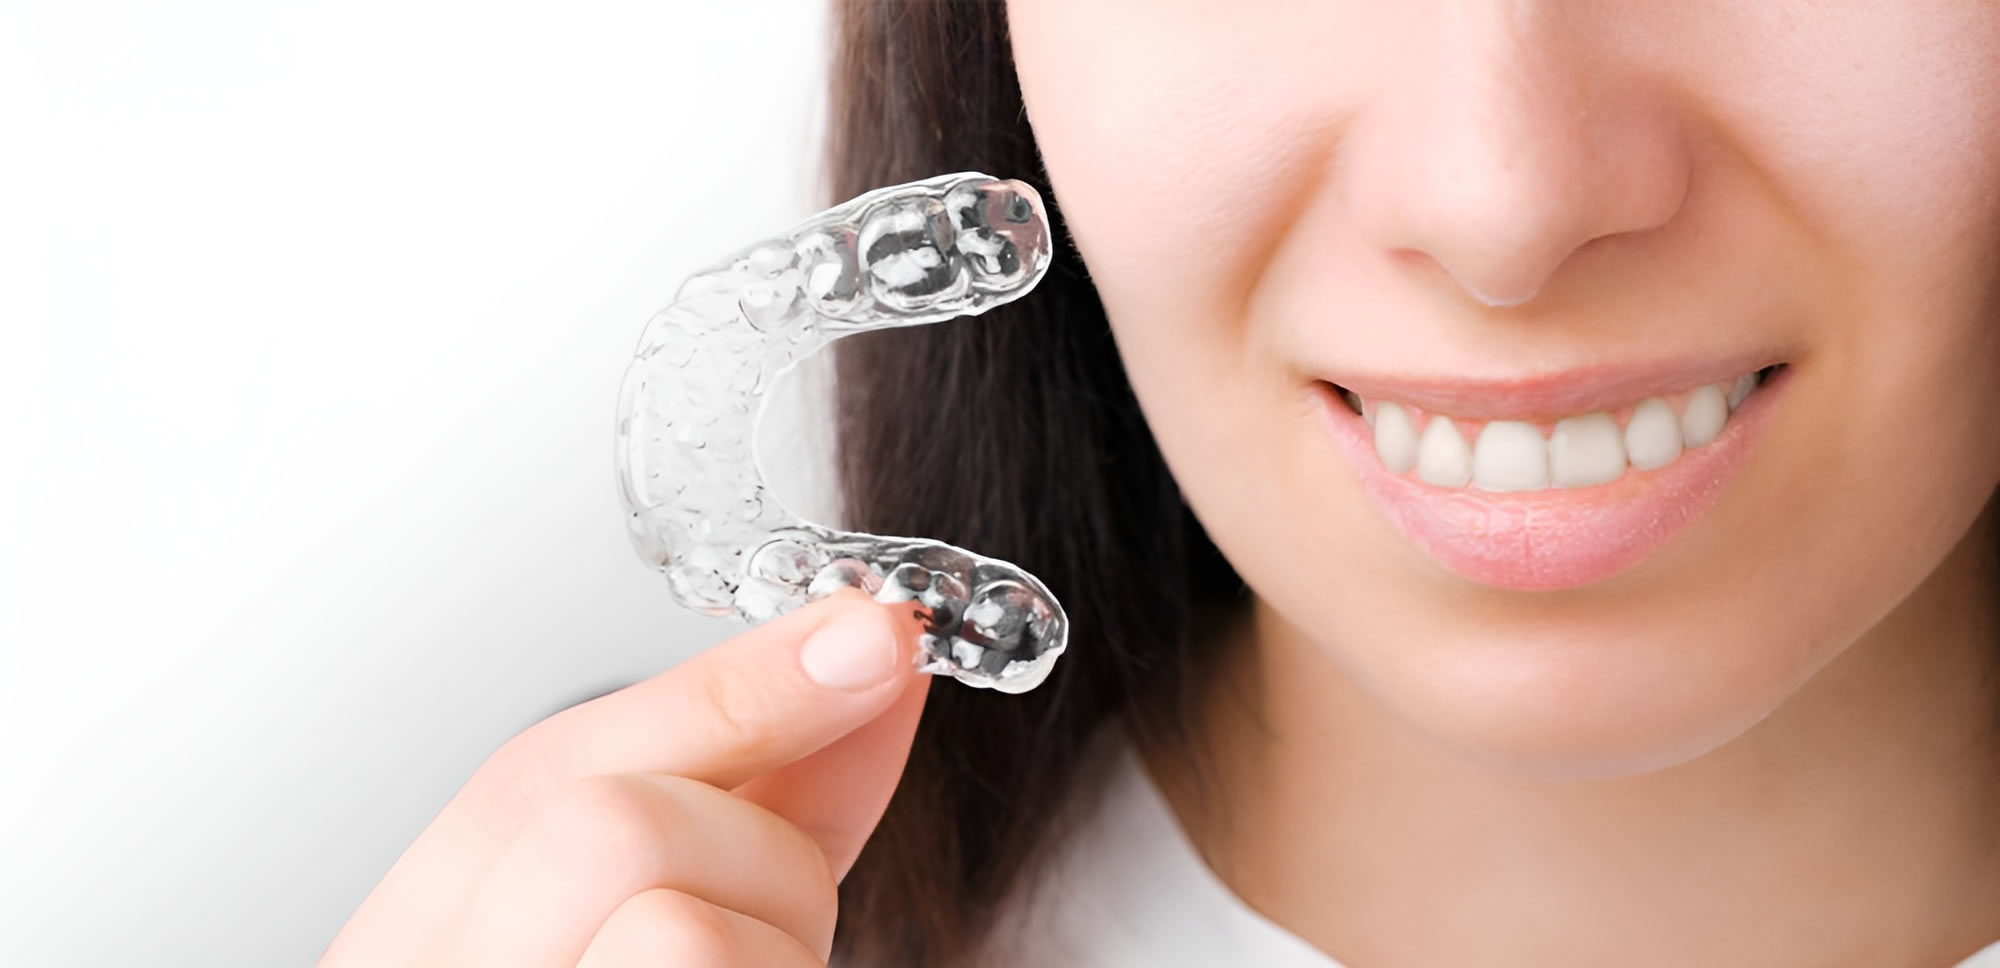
[1373,401,1418,474]
[1472,420,1549,492]
[1680,383,1729,448]
[1727,372,1758,409]
[1548,412,1627,488]
[1416,416,1473,487]
[1625,397,1684,470]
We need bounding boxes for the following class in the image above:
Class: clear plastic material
[614,172,1068,694]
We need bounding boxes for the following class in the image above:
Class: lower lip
[1312,370,1785,592]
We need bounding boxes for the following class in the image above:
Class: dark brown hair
[822,1,1246,964]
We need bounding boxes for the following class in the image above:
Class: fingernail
[800,607,899,690]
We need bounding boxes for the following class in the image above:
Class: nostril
[1390,249,1537,306]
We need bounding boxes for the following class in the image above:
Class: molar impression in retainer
[614,172,1067,694]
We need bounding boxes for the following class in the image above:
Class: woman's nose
[1337,10,1693,308]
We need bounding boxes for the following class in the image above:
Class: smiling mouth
[1311,360,1790,591]
[1327,364,1785,493]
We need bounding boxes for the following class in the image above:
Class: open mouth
[1312,362,1790,591]
[1327,364,1786,493]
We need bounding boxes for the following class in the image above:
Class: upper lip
[1315,350,1790,421]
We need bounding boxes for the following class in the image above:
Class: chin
[1365,629,1814,781]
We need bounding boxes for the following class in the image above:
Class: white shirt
[973,723,2000,968]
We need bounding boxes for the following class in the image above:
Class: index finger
[492,588,929,803]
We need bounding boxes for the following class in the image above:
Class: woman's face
[1006,1,2000,772]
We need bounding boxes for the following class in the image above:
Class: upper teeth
[1351,371,1764,492]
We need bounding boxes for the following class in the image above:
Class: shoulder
[960,717,1150,966]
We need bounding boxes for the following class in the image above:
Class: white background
[0,2,839,964]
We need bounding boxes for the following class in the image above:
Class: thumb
[730,631,933,883]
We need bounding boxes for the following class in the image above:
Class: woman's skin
[1006,1,2000,966]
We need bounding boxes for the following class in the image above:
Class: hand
[316,589,931,967]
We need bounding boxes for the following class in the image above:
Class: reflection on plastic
[614,172,1068,694]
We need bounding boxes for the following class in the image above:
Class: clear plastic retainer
[614,172,1068,694]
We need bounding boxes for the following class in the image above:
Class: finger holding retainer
[614,172,1068,694]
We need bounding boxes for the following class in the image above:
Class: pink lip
[1314,350,1789,422]
[1313,366,1787,592]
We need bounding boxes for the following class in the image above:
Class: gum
[1351,378,1753,441]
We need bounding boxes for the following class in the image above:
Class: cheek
[1724,7,2000,262]
[1011,0,1336,518]
[1759,9,2000,577]
[1011,3,1350,501]
[1009,0,1351,327]
[1705,4,2000,416]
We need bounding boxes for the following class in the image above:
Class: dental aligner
[614,172,1067,694]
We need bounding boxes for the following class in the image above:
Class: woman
[318,1,2000,965]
